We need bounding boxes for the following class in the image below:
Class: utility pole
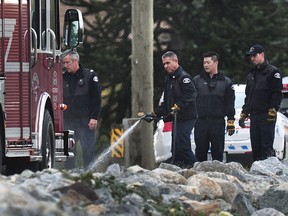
[130,0,155,169]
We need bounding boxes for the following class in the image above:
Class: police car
[225,84,288,160]
[280,76,288,117]
[154,84,288,163]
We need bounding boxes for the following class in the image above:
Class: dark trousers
[171,119,197,168]
[64,118,96,169]
[250,113,276,161]
[194,118,225,162]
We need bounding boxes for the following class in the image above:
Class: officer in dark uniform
[143,51,197,168]
[193,51,235,162]
[239,45,282,161]
[61,49,102,169]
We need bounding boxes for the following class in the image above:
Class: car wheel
[278,138,287,161]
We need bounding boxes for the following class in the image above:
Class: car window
[235,91,245,109]
[280,95,288,109]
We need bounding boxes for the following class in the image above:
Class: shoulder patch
[183,78,191,83]
[93,76,99,82]
[274,72,281,79]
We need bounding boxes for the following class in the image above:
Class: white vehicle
[280,76,288,117]
[225,84,288,160]
[154,84,288,163]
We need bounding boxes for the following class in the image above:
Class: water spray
[88,119,142,172]
[88,112,171,172]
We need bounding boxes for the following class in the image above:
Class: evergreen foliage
[60,0,288,148]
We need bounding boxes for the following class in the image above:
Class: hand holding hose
[171,104,180,114]
[267,108,277,123]
[238,112,247,128]
[141,112,156,123]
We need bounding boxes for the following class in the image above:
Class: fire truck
[0,0,84,174]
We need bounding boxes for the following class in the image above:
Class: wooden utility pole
[130,0,155,169]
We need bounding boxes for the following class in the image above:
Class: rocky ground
[0,157,287,215]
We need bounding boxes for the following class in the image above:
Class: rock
[158,162,183,172]
[231,193,256,215]
[126,165,146,174]
[250,157,288,179]
[105,163,122,177]
[0,157,286,215]
[251,208,285,216]
[55,182,98,201]
[85,204,108,215]
[257,182,288,213]
[152,168,187,184]
[211,177,239,203]
[0,181,67,216]
[184,199,222,215]
[187,174,223,199]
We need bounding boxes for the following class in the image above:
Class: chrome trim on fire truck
[46,28,56,63]
[30,152,74,162]
[5,62,29,72]
[0,18,16,37]
[5,127,30,139]
[0,78,5,110]
[6,148,31,157]
[31,28,38,63]
[6,149,74,162]
[35,92,50,150]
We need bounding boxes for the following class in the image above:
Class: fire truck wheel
[40,110,55,170]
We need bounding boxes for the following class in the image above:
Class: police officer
[143,51,197,168]
[239,45,282,161]
[62,49,102,169]
[193,51,235,162]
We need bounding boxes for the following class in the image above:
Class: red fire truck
[0,0,83,174]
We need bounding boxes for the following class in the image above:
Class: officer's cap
[245,45,264,56]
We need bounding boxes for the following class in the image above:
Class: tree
[60,0,288,152]
[61,0,133,151]
[153,0,288,80]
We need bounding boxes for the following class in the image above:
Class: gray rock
[0,158,287,215]
[251,208,285,216]
[257,182,288,213]
[250,157,288,178]
[231,193,256,215]
[194,160,250,182]
[105,163,122,177]
[158,162,183,172]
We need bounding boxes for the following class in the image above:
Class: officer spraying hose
[142,51,198,168]
[171,107,178,165]
[142,107,178,164]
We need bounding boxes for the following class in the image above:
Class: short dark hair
[203,51,219,61]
